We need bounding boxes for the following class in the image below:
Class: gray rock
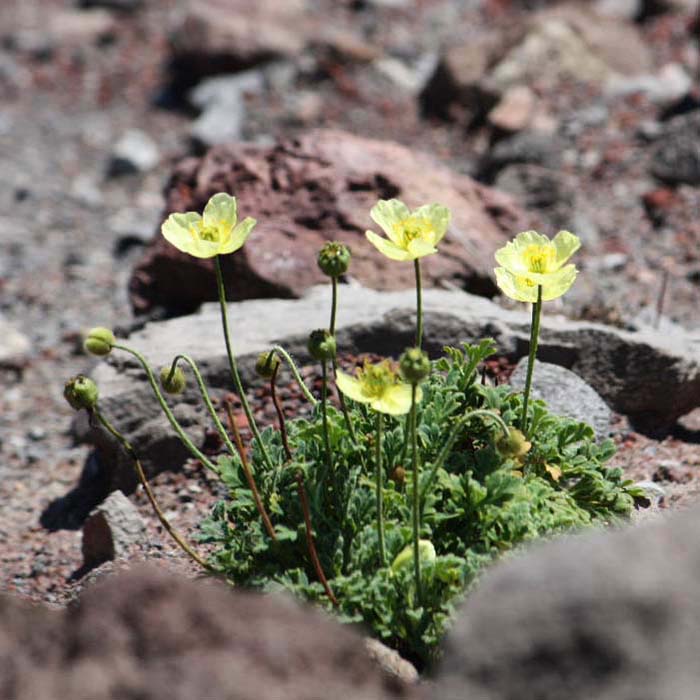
[82,490,146,567]
[483,131,562,178]
[651,111,700,185]
[605,63,692,107]
[594,0,642,19]
[80,285,700,484]
[108,129,160,176]
[509,359,613,439]
[0,315,30,365]
[435,502,700,700]
[364,638,419,685]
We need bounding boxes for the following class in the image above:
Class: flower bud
[84,327,115,356]
[317,241,351,278]
[496,427,532,461]
[391,540,436,574]
[399,347,431,384]
[307,329,336,361]
[159,366,186,394]
[390,465,406,486]
[64,375,99,411]
[255,351,280,379]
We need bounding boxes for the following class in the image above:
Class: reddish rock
[129,130,527,314]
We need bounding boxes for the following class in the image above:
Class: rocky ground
[1,0,700,659]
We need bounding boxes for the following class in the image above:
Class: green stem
[330,276,338,336]
[321,359,333,476]
[271,345,318,406]
[112,343,218,475]
[214,255,272,471]
[521,285,543,436]
[93,407,212,571]
[414,258,423,349]
[410,384,421,602]
[375,412,386,567]
[270,363,292,461]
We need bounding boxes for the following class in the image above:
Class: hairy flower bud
[390,465,406,486]
[317,241,351,277]
[496,427,532,461]
[64,375,99,411]
[84,327,115,356]
[307,329,336,361]
[255,351,280,379]
[159,366,186,394]
[399,347,431,384]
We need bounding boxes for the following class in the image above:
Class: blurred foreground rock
[129,129,526,314]
[0,566,419,700]
[78,285,700,490]
[436,502,700,700]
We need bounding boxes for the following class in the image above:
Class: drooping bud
[255,351,280,379]
[390,465,406,486]
[84,327,115,356]
[399,347,431,384]
[391,540,436,574]
[159,365,186,394]
[64,375,99,411]
[317,241,351,278]
[307,329,337,361]
[496,427,532,461]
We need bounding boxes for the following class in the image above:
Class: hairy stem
[410,384,422,602]
[521,285,543,436]
[375,411,386,566]
[270,362,292,461]
[320,359,333,477]
[271,345,317,406]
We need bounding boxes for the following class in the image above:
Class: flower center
[524,243,556,273]
[358,361,397,398]
[394,216,434,247]
[197,224,221,242]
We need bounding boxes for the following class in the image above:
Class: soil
[1,0,700,608]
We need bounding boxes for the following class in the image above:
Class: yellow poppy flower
[335,359,421,416]
[161,192,256,259]
[494,230,580,302]
[365,199,450,261]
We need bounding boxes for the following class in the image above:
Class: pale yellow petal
[495,230,551,275]
[219,217,256,255]
[335,370,371,404]
[413,203,450,245]
[406,237,438,259]
[551,230,581,270]
[190,238,225,259]
[203,192,237,229]
[540,264,577,301]
[371,383,414,415]
[161,212,203,257]
[366,230,413,261]
[370,199,410,243]
[495,267,539,303]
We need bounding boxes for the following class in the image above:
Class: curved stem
[320,359,333,476]
[414,258,423,349]
[270,363,292,461]
[296,472,338,606]
[375,412,386,567]
[521,285,543,436]
[223,400,277,541]
[410,384,422,602]
[93,407,212,571]
[112,343,218,475]
[271,345,318,406]
[214,255,272,471]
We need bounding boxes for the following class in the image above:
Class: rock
[594,0,642,19]
[0,315,30,365]
[650,111,700,185]
[482,131,563,179]
[81,285,700,484]
[77,0,143,10]
[488,6,652,92]
[435,502,700,700]
[509,359,614,439]
[81,490,146,567]
[487,85,556,134]
[605,63,692,106]
[47,9,116,46]
[374,53,439,96]
[633,479,666,506]
[129,129,526,314]
[0,566,420,700]
[364,638,419,685]
[108,129,160,177]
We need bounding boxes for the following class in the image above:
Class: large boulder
[128,130,527,314]
[435,501,700,700]
[0,566,420,700]
[76,286,700,493]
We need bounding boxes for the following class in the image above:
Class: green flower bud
[307,329,336,361]
[64,375,99,411]
[399,347,431,384]
[317,241,351,277]
[84,327,115,356]
[391,540,436,574]
[496,427,532,461]
[159,366,186,394]
[255,351,280,379]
